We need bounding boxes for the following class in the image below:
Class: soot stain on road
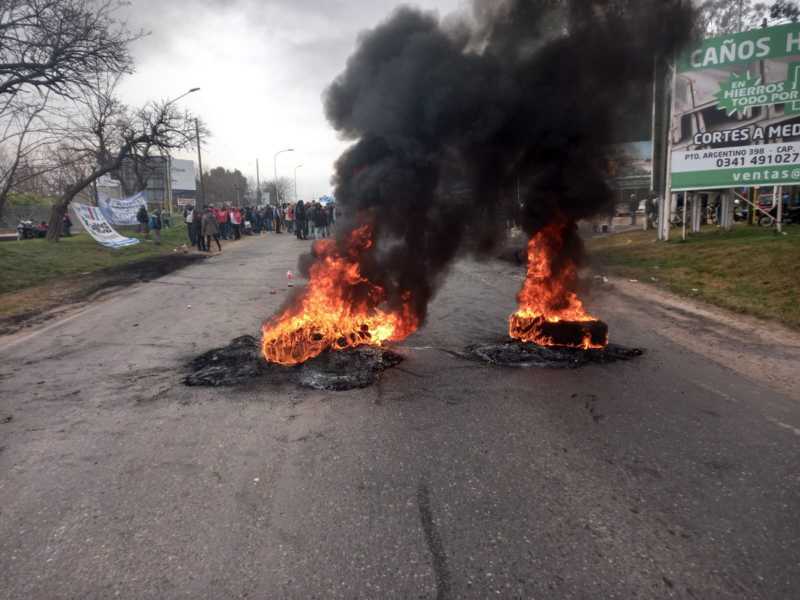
[465,340,644,369]
[183,335,403,391]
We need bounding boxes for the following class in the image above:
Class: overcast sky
[118,0,467,200]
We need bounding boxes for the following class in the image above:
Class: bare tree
[0,0,142,218]
[0,93,59,208]
[0,0,140,98]
[46,77,203,241]
[265,177,294,206]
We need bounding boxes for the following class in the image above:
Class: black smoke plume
[306,0,696,326]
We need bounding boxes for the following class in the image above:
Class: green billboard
[670,23,800,191]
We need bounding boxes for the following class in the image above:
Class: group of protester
[135,205,172,244]
[283,200,335,240]
[181,201,336,253]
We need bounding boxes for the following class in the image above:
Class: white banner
[98,191,148,226]
[72,203,140,249]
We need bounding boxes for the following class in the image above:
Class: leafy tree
[202,167,249,207]
[696,1,800,34]
[771,0,800,22]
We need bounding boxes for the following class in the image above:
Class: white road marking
[767,418,800,437]
[693,381,738,403]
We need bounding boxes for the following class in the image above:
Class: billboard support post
[660,62,677,241]
[691,194,703,233]
[777,185,783,232]
[720,192,733,229]
[682,192,688,241]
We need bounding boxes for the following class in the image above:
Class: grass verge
[0,223,201,334]
[586,225,800,329]
[0,224,192,294]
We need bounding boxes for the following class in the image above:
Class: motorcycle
[758,204,800,227]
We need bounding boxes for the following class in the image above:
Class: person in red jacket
[215,204,229,239]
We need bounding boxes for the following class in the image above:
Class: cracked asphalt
[1,233,799,599]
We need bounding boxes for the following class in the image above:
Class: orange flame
[261,225,418,365]
[509,220,607,349]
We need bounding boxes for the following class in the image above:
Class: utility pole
[273,148,294,206]
[195,118,205,210]
[165,154,174,216]
[256,159,261,206]
[739,0,744,32]
[294,164,303,202]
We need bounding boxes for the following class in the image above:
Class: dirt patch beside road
[0,253,205,336]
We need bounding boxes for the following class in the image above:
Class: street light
[162,87,200,215]
[167,87,201,106]
[273,148,294,206]
[294,163,303,203]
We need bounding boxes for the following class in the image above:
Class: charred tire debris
[465,340,644,369]
[183,335,403,391]
[184,334,643,392]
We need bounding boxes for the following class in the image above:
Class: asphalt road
[1,233,799,599]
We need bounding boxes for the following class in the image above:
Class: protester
[202,205,222,252]
[231,206,242,240]
[245,206,257,234]
[294,200,306,239]
[263,205,273,232]
[326,203,335,234]
[242,207,253,235]
[307,202,317,238]
[312,202,328,238]
[136,204,149,238]
[63,213,72,237]
[286,202,295,234]
[149,209,162,245]
[216,204,229,239]
[274,204,283,233]
[193,207,206,252]
[184,205,196,245]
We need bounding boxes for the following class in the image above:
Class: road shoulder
[0,252,205,336]
[603,276,800,401]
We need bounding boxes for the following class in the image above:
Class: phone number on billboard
[717,153,800,168]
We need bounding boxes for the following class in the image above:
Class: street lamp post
[163,88,200,214]
[294,163,303,203]
[256,159,261,206]
[195,118,205,211]
[273,148,294,207]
